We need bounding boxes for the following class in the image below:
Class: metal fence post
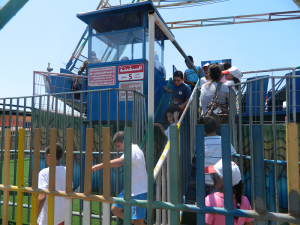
[196,125,205,225]
[124,127,132,224]
[221,124,234,225]
[170,125,179,225]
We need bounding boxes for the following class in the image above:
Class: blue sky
[0,0,299,98]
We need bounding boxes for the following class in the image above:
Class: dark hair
[211,173,244,221]
[232,76,240,84]
[45,143,63,160]
[185,56,193,63]
[164,107,181,123]
[113,131,124,144]
[223,62,231,70]
[198,116,216,134]
[173,71,183,79]
[208,64,222,84]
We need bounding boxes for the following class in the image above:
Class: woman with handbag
[199,64,229,130]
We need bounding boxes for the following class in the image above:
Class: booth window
[91,29,144,63]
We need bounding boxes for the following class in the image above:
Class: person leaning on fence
[37,143,66,225]
[205,159,254,225]
[92,131,147,225]
[222,66,243,93]
[183,55,201,90]
[163,71,192,112]
[198,116,236,195]
[199,64,229,125]
[154,106,180,142]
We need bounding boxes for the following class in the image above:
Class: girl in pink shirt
[205,160,254,225]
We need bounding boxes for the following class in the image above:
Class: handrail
[139,78,172,150]
[150,11,202,180]
[153,75,200,179]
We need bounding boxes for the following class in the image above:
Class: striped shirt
[204,136,236,185]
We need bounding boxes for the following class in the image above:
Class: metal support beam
[166,10,300,30]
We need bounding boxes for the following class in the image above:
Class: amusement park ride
[1,0,300,225]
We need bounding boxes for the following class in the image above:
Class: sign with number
[117,63,144,82]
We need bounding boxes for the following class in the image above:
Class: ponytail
[233,180,244,220]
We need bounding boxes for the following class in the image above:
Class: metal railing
[228,67,300,224]
[0,88,146,224]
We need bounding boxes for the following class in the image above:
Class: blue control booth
[77,1,172,124]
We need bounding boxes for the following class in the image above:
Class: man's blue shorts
[113,190,147,219]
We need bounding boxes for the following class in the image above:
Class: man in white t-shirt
[92,131,147,225]
[198,116,236,190]
[37,143,66,225]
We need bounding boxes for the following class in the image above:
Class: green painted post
[147,12,155,225]
[124,127,132,224]
[170,125,179,225]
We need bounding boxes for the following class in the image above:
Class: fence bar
[286,123,300,217]
[170,125,179,225]
[292,69,296,122]
[28,96,34,222]
[46,95,50,146]
[116,90,120,223]
[83,128,93,224]
[30,128,41,225]
[286,77,291,123]
[259,80,264,125]
[16,129,25,225]
[156,171,162,225]
[162,161,167,225]
[124,126,132,225]
[48,129,57,225]
[248,82,255,208]
[0,99,5,213]
[196,125,205,225]
[2,129,11,225]
[221,124,234,225]
[12,98,19,219]
[103,127,111,225]
[62,94,67,165]
[147,11,155,225]
[79,92,83,225]
[268,164,276,225]
[65,128,74,225]
[125,91,128,127]
[271,78,279,214]
[237,85,243,176]
[252,125,266,217]
[98,91,103,225]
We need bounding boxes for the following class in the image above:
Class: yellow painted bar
[31,128,41,225]
[84,128,93,195]
[286,123,300,218]
[0,184,115,203]
[48,129,57,225]
[103,127,111,197]
[2,129,11,225]
[16,129,25,225]
[66,128,73,193]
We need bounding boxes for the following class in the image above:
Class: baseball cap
[205,159,241,186]
[202,63,210,68]
[222,66,242,82]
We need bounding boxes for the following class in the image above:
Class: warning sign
[118,63,144,82]
[119,81,143,101]
[88,66,116,86]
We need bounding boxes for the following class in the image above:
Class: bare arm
[178,99,189,110]
[184,72,196,85]
[38,194,46,217]
[154,123,166,134]
[163,86,173,94]
[245,221,254,225]
[92,158,124,172]
[173,111,179,124]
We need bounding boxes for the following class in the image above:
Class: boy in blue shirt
[183,55,201,90]
[163,71,192,112]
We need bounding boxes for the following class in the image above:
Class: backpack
[204,83,229,128]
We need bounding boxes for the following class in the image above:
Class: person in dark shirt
[163,71,191,112]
